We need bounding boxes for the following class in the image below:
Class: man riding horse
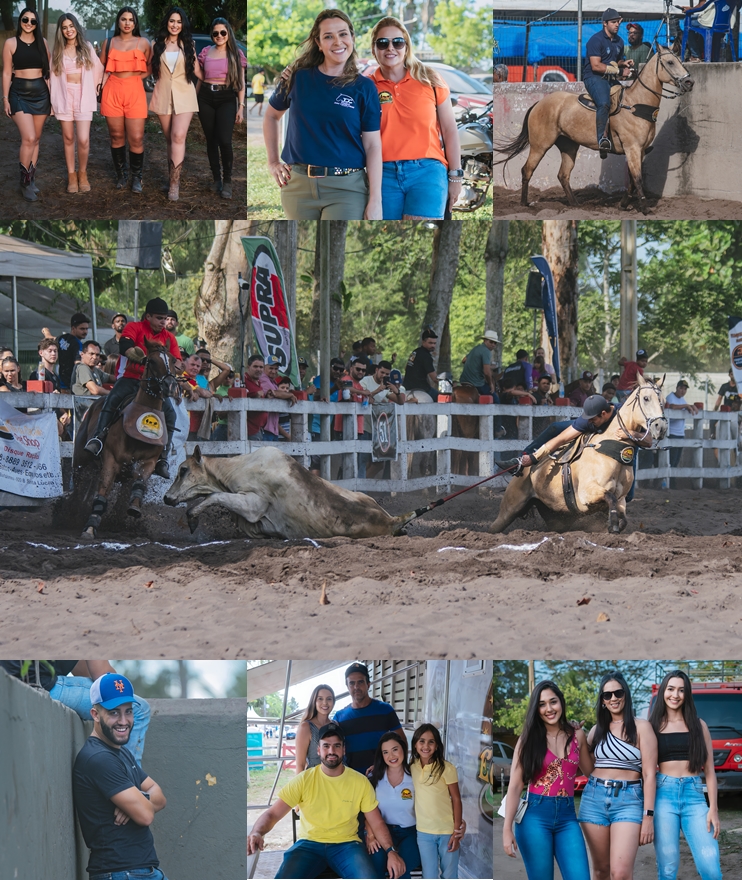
[84,297,182,480]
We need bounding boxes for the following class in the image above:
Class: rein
[139,352,178,400]
[633,48,691,101]
[615,383,666,445]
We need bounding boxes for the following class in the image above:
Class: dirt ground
[493,184,742,219]
[0,110,246,219]
[1,483,741,657]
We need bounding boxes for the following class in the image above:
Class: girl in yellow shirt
[410,724,465,878]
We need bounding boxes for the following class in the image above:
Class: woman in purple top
[197,18,246,199]
[502,680,592,880]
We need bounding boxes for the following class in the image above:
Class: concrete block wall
[1,672,246,880]
[493,62,742,201]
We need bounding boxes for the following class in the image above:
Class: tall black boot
[110,145,127,189]
[84,406,115,456]
[129,150,144,194]
[19,162,37,201]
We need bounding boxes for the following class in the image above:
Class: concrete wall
[0,673,245,880]
[494,62,742,200]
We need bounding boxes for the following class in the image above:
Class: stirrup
[599,136,612,158]
[85,436,104,456]
[154,453,171,480]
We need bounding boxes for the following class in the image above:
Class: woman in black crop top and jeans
[648,670,722,880]
[1,6,51,201]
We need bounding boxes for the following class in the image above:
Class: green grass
[247,765,296,806]
[248,142,492,220]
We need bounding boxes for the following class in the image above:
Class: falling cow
[164,446,410,539]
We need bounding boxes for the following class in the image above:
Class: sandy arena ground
[1,483,741,657]
[492,185,742,219]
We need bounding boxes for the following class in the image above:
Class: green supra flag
[242,236,300,389]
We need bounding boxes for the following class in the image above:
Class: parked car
[491,740,514,791]
[284,728,296,740]
[143,34,248,92]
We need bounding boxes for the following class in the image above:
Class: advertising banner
[242,237,300,389]
[728,315,742,386]
[371,402,398,461]
[531,255,561,383]
[0,399,63,497]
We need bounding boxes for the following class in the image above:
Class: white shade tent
[0,234,98,355]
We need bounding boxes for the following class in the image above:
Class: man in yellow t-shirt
[247,723,406,878]
[249,67,265,116]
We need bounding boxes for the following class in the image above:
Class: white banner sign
[0,399,63,497]
[729,315,742,386]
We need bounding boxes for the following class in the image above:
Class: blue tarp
[494,19,665,62]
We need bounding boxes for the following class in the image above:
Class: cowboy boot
[19,162,37,201]
[84,406,115,456]
[29,160,40,195]
[129,150,144,194]
[19,162,39,194]
[168,159,183,201]
[111,145,127,188]
[67,171,79,193]
[154,441,172,479]
[78,170,91,192]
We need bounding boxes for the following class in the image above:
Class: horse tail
[493,103,535,172]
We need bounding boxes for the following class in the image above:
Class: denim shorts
[381,158,448,219]
[578,776,644,826]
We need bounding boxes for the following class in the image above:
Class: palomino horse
[73,339,182,538]
[406,389,438,479]
[451,384,480,476]
[490,375,667,534]
[494,47,693,214]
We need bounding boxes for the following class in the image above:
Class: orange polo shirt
[370,68,450,165]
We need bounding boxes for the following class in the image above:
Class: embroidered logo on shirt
[401,787,413,800]
[334,93,355,109]
[378,90,393,104]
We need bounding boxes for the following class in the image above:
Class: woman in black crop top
[648,670,721,880]
[1,7,51,201]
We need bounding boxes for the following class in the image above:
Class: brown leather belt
[293,164,363,178]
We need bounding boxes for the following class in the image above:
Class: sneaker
[154,457,171,480]
[85,436,104,456]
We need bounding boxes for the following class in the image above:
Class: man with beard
[73,674,168,880]
[624,22,652,67]
[248,723,406,879]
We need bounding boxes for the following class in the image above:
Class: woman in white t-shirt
[366,732,421,878]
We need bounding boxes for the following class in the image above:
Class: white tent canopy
[0,234,97,355]
[494,0,669,13]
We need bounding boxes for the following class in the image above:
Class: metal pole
[619,221,638,360]
[522,22,530,82]
[577,0,583,81]
[89,276,97,341]
[528,660,535,693]
[319,222,332,479]
[11,276,18,356]
[266,660,293,807]
[133,267,139,319]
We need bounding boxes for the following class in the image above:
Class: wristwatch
[385,845,398,854]
[644,809,654,817]
[448,168,464,179]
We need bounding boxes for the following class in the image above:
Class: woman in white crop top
[578,671,658,880]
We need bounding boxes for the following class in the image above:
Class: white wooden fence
[4,391,740,493]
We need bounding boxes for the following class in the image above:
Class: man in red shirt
[616,349,648,403]
[84,297,182,479]
[243,354,269,440]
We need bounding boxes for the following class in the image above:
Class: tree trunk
[272,220,297,335]
[438,314,452,376]
[422,219,463,368]
[485,220,509,372]
[542,220,579,382]
[309,221,348,362]
[195,220,253,367]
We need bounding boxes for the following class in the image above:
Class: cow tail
[493,104,535,175]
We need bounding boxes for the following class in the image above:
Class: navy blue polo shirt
[572,401,623,433]
[269,67,381,168]
[334,699,403,773]
[584,29,625,79]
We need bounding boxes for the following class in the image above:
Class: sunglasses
[601,689,625,702]
[375,37,406,49]
[21,16,37,24]
[212,29,228,37]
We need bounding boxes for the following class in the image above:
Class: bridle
[140,350,179,399]
[635,47,692,100]
[616,382,667,444]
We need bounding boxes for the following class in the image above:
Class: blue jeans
[367,824,420,879]
[524,419,572,456]
[90,869,166,880]
[514,794,590,880]
[381,159,448,220]
[275,839,376,879]
[584,75,611,143]
[654,774,722,880]
[358,430,372,479]
[417,830,459,879]
[263,431,283,441]
[210,423,227,441]
[48,675,150,765]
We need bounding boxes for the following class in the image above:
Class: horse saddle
[122,401,167,446]
[548,435,591,515]
[578,84,625,115]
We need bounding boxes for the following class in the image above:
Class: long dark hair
[301,683,335,722]
[649,670,707,774]
[209,18,244,92]
[518,680,575,786]
[592,671,638,749]
[113,6,142,37]
[369,731,411,788]
[410,723,446,784]
[151,7,197,84]
[16,7,49,78]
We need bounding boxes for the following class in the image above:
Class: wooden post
[692,413,704,490]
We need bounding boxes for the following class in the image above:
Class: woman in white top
[149,7,202,200]
[366,731,421,879]
[295,683,335,772]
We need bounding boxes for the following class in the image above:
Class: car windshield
[691,694,742,737]
[502,742,515,759]
[436,67,492,95]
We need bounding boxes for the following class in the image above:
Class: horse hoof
[80,527,97,541]
[127,505,142,519]
[187,515,199,534]
[609,525,620,534]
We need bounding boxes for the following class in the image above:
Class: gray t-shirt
[72,364,106,396]
[460,343,492,387]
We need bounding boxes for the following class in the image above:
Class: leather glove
[127,346,147,363]
[604,61,620,76]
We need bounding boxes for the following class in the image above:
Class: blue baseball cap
[389,369,402,383]
[90,673,138,709]
[264,355,280,366]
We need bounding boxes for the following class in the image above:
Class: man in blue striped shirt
[335,663,404,773]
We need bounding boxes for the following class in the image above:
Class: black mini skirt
[9,76,51,116]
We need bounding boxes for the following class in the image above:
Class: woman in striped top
[579,671,658,880]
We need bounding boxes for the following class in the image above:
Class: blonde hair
[52,13,94,76]
[370,16,445,89]
[282,9,360,94]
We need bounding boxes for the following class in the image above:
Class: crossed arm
[111,777,166,827]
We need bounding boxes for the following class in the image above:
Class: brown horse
[73,339,182,538]
[406,389,438,480]
[494,48,693,214]
[490,375,666,534]
[451,384,480,476]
